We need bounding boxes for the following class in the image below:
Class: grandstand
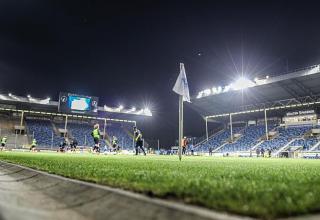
[0,92,146,150]
[190,64,320,157]
[23,118,133,149]
[218,124,275,153]
[26,118,64,147]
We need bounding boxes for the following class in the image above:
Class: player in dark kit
[182,137,188,155]
[111,136,120,153]
[59,138,68,152]
[70,138,78,152]
[133,126,146,155]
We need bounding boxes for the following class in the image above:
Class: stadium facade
[189,64,320,158]
[0,92,152,151]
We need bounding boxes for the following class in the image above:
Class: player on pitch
[91,124,101,153]
[111,136,120,153]
[30,138,37,152]
[133,126,146,156]
[0,136,7,151]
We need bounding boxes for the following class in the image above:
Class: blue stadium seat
[196,127,244,152]
[26,119,64,147]
[260,125,312,151]
[219,125,274,153]
[55,121,133,150]
[26,119,133,150]
[289,137,318,151]
[196,123,316,153]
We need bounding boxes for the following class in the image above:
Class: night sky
[1,0,320,147]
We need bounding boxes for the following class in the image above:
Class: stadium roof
[0,94,151,117]
[0,107,136,124]
[189,64,320,119]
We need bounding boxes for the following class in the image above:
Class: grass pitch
[1,152,320,219]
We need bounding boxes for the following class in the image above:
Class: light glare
[230,77,255,90]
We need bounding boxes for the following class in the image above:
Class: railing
[212,142,228,153]
[194,127,224,147]
[273,138,298,156]
[308,140,320,152]
[250,140,264,151]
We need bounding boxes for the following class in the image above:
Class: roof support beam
[206,94,320,119]
[291,79,316,98]
[277,82,301,100]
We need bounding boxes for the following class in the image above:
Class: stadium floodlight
[230,77,255,90]
[118,105,124,111]
[9,94,20,100]
[104,105,114,112]
[203,89,211,96]
[0,94,8,100]
[39,97,50,105]
[8,93,12,97]
[27,94,31,98]
[196,91,204,99]
[124,106,136,113]
[29,97,36,102]
[143,108,152,116]
[136,109,143,114]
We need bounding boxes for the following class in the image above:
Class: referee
[133,126,146,156]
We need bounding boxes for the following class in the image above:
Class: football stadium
[1,64,320,220]
[1,1,320,220]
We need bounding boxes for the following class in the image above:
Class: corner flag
[173,63,190,161]
[173,63,190,102]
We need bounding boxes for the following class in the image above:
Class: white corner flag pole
[173,63,190,161]
[178,95,183,161]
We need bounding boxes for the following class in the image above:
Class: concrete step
[0,161,245,220]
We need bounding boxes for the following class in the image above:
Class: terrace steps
[251,140,264,151]
[195,129,225,148]
[227,127,246,143]
[212,142,228,153]
[273,138,297,156]
[308,140,320,151]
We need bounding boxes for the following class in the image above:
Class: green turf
[1,152,320,219]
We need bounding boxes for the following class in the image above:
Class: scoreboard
[58,92,99,115]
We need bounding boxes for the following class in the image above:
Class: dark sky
[1,0,320,147]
